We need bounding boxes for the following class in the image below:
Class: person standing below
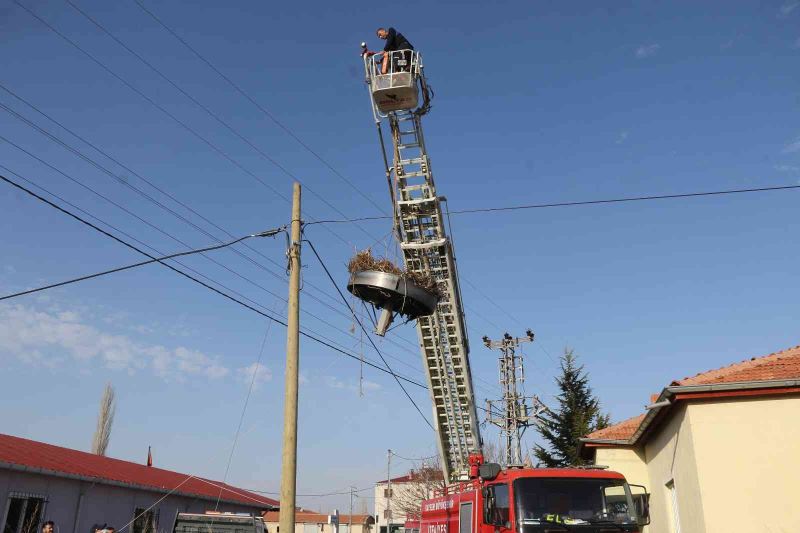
[376,27,414,74]
[42,521,55,533]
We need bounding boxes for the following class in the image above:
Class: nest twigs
[348,249,442,298]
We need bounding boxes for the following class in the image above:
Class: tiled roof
[673,344,800,386]
[263,512,373,524]
[584,414,645,441]
[0,433,277,509]
[583,343,800,446]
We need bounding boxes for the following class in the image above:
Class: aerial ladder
[349,46,482,484]
[349,46,652,530]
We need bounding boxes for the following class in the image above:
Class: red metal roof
[0,433,277,509]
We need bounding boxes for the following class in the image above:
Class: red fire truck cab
[420,461,650,533]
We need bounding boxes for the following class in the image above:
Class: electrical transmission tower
[483,330,547,467]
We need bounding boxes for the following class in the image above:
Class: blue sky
[1,0,799,514]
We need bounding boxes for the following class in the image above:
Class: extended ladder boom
[363,50,482,482]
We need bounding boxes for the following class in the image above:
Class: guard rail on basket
[363,49,421,116]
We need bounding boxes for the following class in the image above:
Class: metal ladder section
[388,110,482,483]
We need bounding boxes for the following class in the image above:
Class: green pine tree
[534,348,609,467]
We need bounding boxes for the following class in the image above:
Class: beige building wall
[593,446,651,532]
[594,447,650,488]
[643,404,706,533]
[687,396,800,533]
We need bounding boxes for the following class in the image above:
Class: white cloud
[635,44,660,59]
[238,362,272,387]
[616,131,629,145]
[0,304,228,381]
[324,375,381,393]
[782,137,800,153]
[325,376,346,389]
[775,164,800,172]
[361,380,381,391]
[779,1,799,16]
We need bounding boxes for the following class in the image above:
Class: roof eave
[632,378,800,445]
[581,378,800,458]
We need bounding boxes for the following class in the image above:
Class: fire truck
[353,46,651,532]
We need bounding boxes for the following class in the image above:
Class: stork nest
[347,249,442,299]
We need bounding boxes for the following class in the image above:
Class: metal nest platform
[347,270,439,336]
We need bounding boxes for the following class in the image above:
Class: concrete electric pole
[279,183,302,533]
[385,449,391,533]
[483,330,547,466]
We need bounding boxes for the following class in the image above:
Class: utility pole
[279,183,302,533]
[483,330,546,466]
[349,486,354,533]
[385,449,391,533]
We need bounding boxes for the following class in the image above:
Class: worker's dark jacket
[383,27,414,51]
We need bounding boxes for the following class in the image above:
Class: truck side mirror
[483,487,495,523]
[478,463,502,481]
[628,484,651,526]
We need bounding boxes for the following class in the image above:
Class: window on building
[2,494,47,533]
[132,508,158,533]
[383,489,393,498]
[665,480,681,533]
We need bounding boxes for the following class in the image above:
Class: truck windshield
[514,478,637,529]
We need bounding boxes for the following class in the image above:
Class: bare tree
[481,441,505,464]
[392,461,446,521]
[91,383,116,455]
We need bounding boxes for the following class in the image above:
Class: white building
[373,469,442,533]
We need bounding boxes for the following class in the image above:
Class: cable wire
[65,0,386,242]
[132,0,389,217]
[0,171,430,391]
[0,229,284,302]
[305,183,800,224]
[389,450,439,462]
[303,238,435,431]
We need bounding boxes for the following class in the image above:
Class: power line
[131,0,389,217]
[0,171,430,392]
[0,100,362,326]
[0,91,451,391]
[244,486,372,497]
[7,3,404,320]
[3,2,492,402]
[11,0,361,254]
[0,113,442,395]
[304,238,434,431]
[0,100,412,365]
[389,450,438,462]
[305,183,800,224]
[0,228,285,302]
[64,0,386,244]
[0,81,347,313]
[214,311,281,511]
[0,164,423,395]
